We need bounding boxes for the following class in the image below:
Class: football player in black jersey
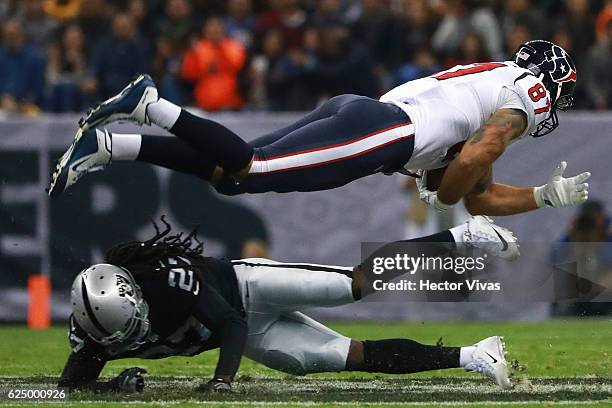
[59,217,515,393]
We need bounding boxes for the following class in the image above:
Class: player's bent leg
[48,129,219,196]
[80,74,254,175]
[244,311,351,375]
[344,335,511,389]
[232,258,356,311]
[215,96,414,195]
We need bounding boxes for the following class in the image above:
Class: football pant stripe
[249,123,415,175]
[231,260,353,277]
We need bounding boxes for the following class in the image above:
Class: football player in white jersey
[49,40,589,218]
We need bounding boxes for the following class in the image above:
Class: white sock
[450,222,469,243]
[459,346,476,367]
[146,98,182,130]
[111,133,142,161]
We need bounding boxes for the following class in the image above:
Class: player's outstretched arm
[192,282,248,392]
[464,161,590,216]
[437,109,527,207]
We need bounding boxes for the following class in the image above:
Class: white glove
[415,170,452,212]
[533,161,590,208]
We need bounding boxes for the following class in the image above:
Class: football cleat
[465,336,512,389]
[47,128,112,197]
[463,216,520,260]
[79,74,158,131]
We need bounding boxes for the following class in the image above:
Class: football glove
[415,170,452,212]
[202,378,232,392]
[533,161,590,208]
[110,367,147,393]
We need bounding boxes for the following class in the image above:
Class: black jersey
[59,256,247,390]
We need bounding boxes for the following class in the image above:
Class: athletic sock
[168,110,254,173]
[363,339,460,374]
[405,230,455,244]
[137,135,216,179]
[146,98,182,130]
[459,346,476,368]
[449,222,469,243]
[111,133,142,161]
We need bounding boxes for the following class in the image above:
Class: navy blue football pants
[138,94,414,194]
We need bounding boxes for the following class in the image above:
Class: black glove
[110,367,147,393]
[202,377,232,392]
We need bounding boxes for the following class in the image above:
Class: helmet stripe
[81,278,111,336]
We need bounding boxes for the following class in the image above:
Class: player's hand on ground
[111,367,147,393]
[415,170,451,212]
[202,377,232,392]
[533,161,590,208]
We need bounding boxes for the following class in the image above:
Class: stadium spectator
[501,0,546,39]
[503,24,532,59]
[431,0,469,58]
[89,12,149,99]
[0,20,46,116]
[76,0,110,46]
[585,20,612,110]
[393,47,439,86]
[42,0,81,21]
[0,0,609,113]
[443,31,491,68]
[389,0,435,69]
[309,0,346,27]
[126,0,155,40]
[351,0,394,90]
[262,27,319,110]
[181,16,246,111]
[46,23,95,112]
[551,201,612,316]
[16,0,57,48]
[255,0,307,53]
[556,0,596,64]
[595,0,612,39]
[223,0,256,49]
[309,25,378,99]
[156,0,195,51]
[151,35,185,104]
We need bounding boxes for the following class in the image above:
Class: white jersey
[380,61,552,171]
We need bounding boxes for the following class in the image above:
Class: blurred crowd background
[1,0,612,116]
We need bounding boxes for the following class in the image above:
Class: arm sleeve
[58,351,116,392]
[58,316,117,392]
[192,282,248,379]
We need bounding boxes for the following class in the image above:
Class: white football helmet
[71,264,151,351]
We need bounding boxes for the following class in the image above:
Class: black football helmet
[513,40,577,137]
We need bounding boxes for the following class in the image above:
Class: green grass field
[0,320,610,407]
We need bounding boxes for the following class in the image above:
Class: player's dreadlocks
[105,216,204,276]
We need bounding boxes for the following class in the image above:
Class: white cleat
[463,216,520,260]
[465,335,512,389]
[47,128,112,197]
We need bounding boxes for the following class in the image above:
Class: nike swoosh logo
[485,351,498,363]
[492,228,509,251]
